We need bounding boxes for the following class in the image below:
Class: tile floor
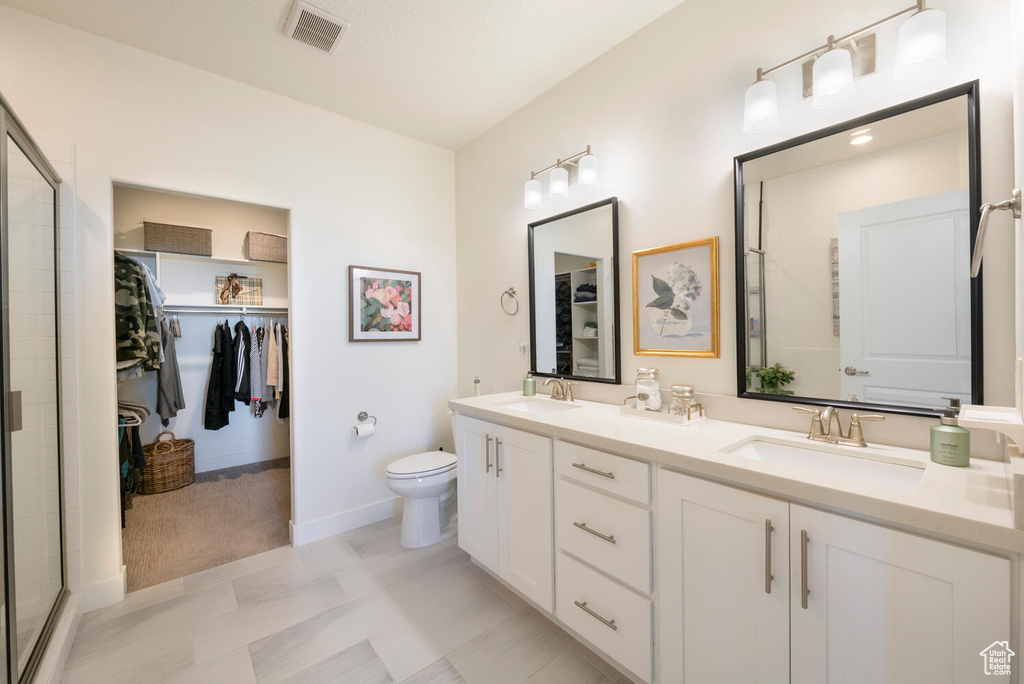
[62,517,632,683]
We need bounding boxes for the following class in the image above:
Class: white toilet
[385,450,457,549]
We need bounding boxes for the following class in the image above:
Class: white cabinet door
[453,414,498,571]
[658,471,790,684]
[496,425,554,612]
[791,505,1011,684]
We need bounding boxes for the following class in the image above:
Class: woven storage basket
[139,431,195,494]
[244,232,287,263]
[144,220,213,257]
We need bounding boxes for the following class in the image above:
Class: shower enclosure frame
[0,91,69,684]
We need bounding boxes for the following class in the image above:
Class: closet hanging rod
[161,305,289,316]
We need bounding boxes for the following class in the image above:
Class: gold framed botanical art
[633,237,719,358]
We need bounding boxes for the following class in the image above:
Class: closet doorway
[112,183,292,592]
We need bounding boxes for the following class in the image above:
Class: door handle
[494,438,503,477]
[844,366,868,376]
[9,391,22,433]
[485,435,493,473]
[764,519,774,595]
[800,530,810,609]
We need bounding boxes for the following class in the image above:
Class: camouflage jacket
[114,253,161,372]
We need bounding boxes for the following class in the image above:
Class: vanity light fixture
[523,145,599,208]
[742,0,946,130]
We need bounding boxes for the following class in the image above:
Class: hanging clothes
[204,321,235,430]
[266,322,279,398]
[260,327,273,405]
[157,318,186,426]
[114,253,161,375]
[278,324,290,420]
[249,324,263,404]
[275,322,285,400]
[233,320,251,405]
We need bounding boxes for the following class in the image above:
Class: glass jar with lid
[635,368,662,412]
[670,384,697,416]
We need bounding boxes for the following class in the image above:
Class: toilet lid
[386,451,457,479]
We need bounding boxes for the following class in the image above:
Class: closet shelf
[116,248,285,267]
[573,300,598,306]
[162,303,289,315]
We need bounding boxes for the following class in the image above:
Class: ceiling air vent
[283,1,349,54]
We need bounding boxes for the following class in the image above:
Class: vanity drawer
[556,551,652,683]
[555,442,650,505]
[555,478,651,594]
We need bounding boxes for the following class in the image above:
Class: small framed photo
[633,237,719,358]
[349,266,421,342]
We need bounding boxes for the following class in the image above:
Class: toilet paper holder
[356,411,377,426]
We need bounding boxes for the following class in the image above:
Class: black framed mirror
[734,81,982,417]
[529,197,621,384]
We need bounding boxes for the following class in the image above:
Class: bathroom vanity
[449,392,1018,684]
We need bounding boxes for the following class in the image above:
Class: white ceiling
[1,0,685,149]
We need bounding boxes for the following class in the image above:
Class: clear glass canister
[635,368,662,412]
[670,385,697,416]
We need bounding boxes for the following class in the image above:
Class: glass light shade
[743,79,779,132]
[895,9,947,78]
[549,166,569,200]
[578,153,599,185]
[524,178,542,209]
[812,47,855,109]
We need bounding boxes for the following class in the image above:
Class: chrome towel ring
[501,287,519,316]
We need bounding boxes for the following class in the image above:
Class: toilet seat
[386,451,457,480]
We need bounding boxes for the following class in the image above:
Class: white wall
[0,6,457,608]
[113,185,292,473]
[455,0,1016,430]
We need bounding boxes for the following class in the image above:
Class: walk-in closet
[112,184,291,592]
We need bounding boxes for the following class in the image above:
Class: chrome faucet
[793,406,884,448]
[544,378,580,402]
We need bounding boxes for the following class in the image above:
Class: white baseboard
[40,591,82,684]
[194,446,286,473]
[290,496,402,546]
[80,565,125,613]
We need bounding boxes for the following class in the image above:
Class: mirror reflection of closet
[112,184,292,592]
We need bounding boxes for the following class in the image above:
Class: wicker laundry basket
[244,231,288,263]
[139,431,195,494]
[144,220,213,257]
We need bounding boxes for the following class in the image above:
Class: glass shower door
[1,99,67,683]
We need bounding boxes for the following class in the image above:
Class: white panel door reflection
[838,190,971,410]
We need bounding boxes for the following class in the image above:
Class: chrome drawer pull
[573,521,616,544]
[571,462,615,479]
[485,435,493,473]
[574,601,617,631]
[495,438,503,477]
[800,530,810,609]
[764,519,774,595]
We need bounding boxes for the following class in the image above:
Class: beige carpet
[122,458,291,592]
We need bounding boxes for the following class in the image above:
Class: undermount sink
[723,437,925,491]
[499,399,582,415]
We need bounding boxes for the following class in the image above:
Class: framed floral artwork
[632,237,719,357]
[349,266,421,342]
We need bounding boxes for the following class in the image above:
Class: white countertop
[450,392,1021,554]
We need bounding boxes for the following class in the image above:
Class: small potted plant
[753,363,796,396]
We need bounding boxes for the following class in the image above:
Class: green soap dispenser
[523,372,536,396]
[931,398,970,467]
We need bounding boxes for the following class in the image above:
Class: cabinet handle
[495,438,503,477]
[573,521,616,544]
[574,601,617,631]
[800,530,810,609]
[764,519,774,595]
[485,435,493,474]
[571,462,615,479]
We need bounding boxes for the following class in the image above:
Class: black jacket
[204,322,236,430]
[233,321,251,406]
